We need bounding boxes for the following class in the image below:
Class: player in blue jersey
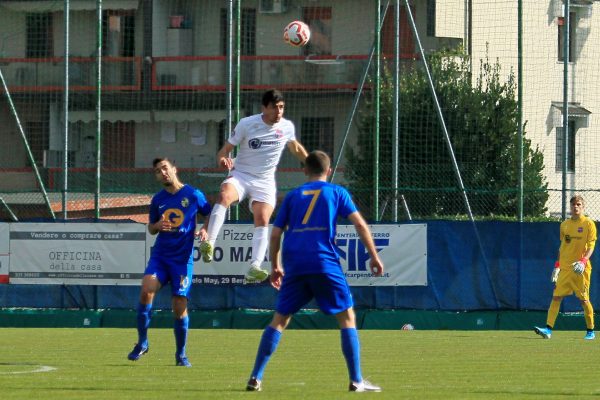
[245,150,384,392]
[127,157,211,367]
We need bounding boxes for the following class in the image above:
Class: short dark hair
[262,89,284,107]
[305,150,331,176]
[570,195,585,206]
[152,157,175,168]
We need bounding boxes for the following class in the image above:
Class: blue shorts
[144,255,193,297]
[275,272,354,316]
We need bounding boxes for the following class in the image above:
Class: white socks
[207,204,227,244]
[251,226,269,266]
[207,205,269,266]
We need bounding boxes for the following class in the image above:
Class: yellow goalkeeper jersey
[559,215,597,268]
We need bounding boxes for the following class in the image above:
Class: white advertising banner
[145,223,427,286]
[9,223,146,285]
[338,223,427,286]
[0,223,9,283]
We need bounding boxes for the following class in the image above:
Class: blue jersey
[273,180,357,276]
[149,184,211,263]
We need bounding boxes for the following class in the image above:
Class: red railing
[150,54,418,91]
[0,54,419,92]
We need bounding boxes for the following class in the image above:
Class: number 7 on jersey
[301,189,321,224]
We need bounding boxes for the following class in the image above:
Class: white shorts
[223,170,277,210]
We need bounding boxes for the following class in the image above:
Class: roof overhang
[551,102,592,127]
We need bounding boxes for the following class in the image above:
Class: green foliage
[346,49,548,220]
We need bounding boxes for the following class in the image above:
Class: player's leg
[535,273,571,339]
[336,311,381,392]
[534,295,562,339]
[245,177,276,282]
[201,179,242,262]
[578,269,594,339]
[170,262,193,366]
[314,273,381,392]
[246,312,291,391]
[128,273,161,361]
[334,308,363,385]
[245,200,273,282]
[581,299,595,339]
[172,295,192,366]
[247,275,308,391]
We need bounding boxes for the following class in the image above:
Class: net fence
[0,0,598,222]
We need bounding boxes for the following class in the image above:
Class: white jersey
[228,113,296,179]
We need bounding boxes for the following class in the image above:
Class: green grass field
[0,328,598,399]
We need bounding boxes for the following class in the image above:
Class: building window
[427,0,436,37]
[300,117,334,160]
[26,13,53,58]
[556,121,576,173]
[302,7,332,55]
[382,4,415,55]
[102,11,135,57]
[102,122,135,168]
[25,121,49,167]
[220,8,256,56]
[557,13,576,62]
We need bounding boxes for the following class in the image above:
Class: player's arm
[582,248,594,262]
[195,213,210,241]
[551,251,561,282]
[216,141,236,170]
[194,191,211,240]
[287,140,308,163]
[149,214,171,235]
[583,220,597,262]
[573,221,597,274]
[269,226,285,290]
[347,211,384,276]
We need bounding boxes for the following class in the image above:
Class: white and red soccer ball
[283,20,311,47]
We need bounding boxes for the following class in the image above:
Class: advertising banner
[9,223,146,285]
[146,223,427,286]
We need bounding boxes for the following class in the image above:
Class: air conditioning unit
[259,0,287,14]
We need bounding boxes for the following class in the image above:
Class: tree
[345,49,548,220]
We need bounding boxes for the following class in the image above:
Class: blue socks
[341,327,362,383]
[250,326,282,380]
[136,303,152,347]
[174,316,189,358]
[137,302,189,359]
[248,326,362,383]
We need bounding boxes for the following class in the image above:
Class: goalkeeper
[534,195,597,340]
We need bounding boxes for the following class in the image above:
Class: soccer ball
[283,20,310,47]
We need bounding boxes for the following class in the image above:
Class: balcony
[0,54,418,93]
[151,55,371,92]
[0,56,141,92]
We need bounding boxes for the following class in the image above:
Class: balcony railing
[0,54,419,92]
[0,56,141,92]
[151,55,373,91]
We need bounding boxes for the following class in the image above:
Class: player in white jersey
[200,89,308,282]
